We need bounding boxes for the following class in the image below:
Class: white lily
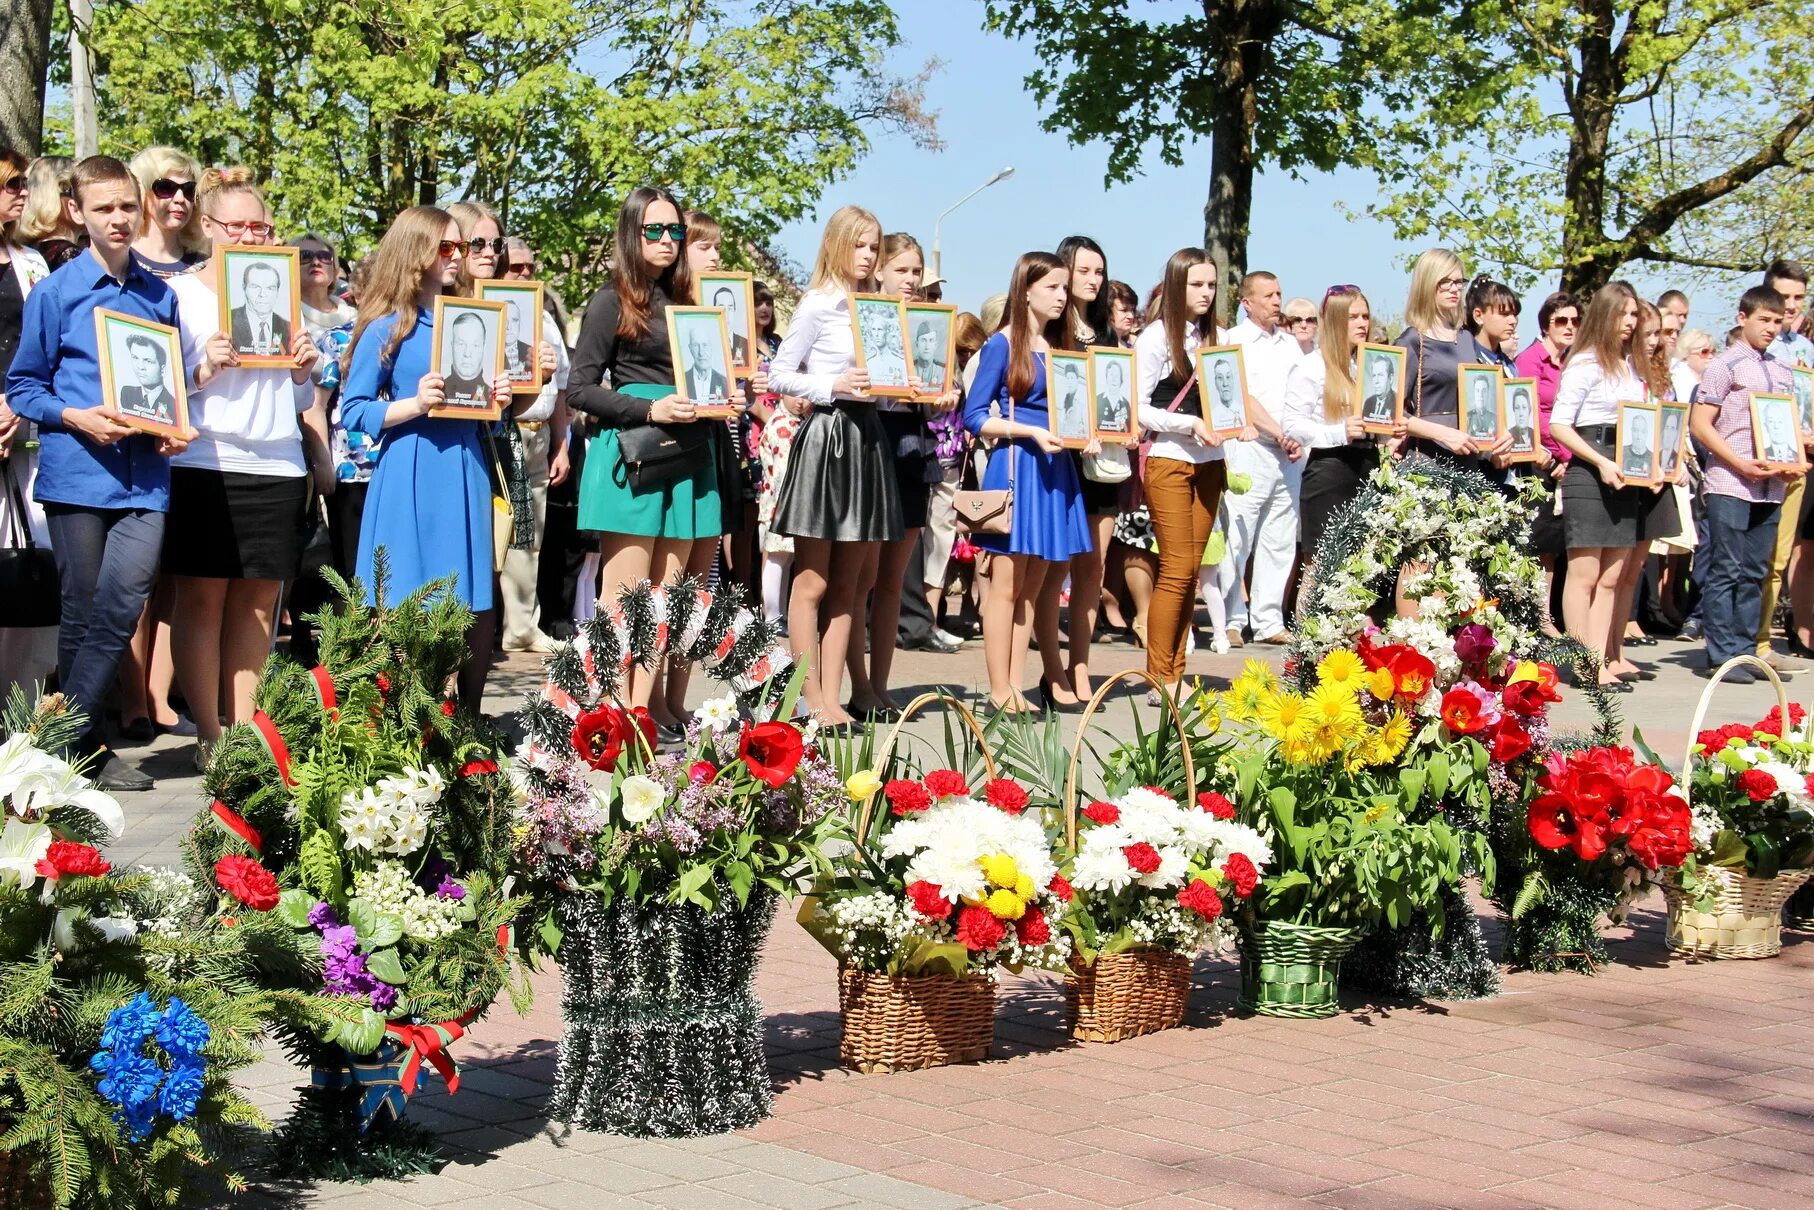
[0,816,51,887]
[0,733,67,812]
[11,763,124,837]
[619,775,666,826]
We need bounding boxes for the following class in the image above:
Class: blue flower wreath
[89,993,211,1142]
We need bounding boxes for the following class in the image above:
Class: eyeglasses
[150,179,196,201]
[464,237,506,256]
[504,260,535,277]
[208,218,275,239]
[641,222,687,243]
[1550,315,1579,328]
[298,249,334,266]
[0,175,26,195]
[436,240,464,259]
[1438,276,1467,289]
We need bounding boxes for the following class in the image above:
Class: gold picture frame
[1501,376,1542,463]
[905,302,958,401]
[697,271,758,377]
[215,244,302,369]
[1355,342,1407,433]
[1616,400,1660,485]
[1195,345,1250,437]
[847,292,914,398]
[1087,345,1137,446]
[1458,363,1504,444]
[667,305,739,419]
[428,295,508,421]
[94,308,189,439]
[476,280,546,395]
[1751,392,1806,471]
[1046,349,1092,449]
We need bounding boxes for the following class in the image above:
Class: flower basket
[1238,920,1365,1018]
[1662,865,1814,959]
[550,885,777,1136]
[1066,949,1193,1042]
[837,966,995,1072]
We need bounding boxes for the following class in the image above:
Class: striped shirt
[1699,341,1792,504]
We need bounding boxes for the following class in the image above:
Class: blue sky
[773,3,1744,340]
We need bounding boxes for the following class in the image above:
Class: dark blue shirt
[4,248,182,510]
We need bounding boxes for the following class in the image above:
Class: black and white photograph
[848,292,913,398]
[1046,350,1091,447]
[1752,392,1804,470]
[1088,345,1136,444]
[1503,376,1540,461]
[94,307,188,438]
[1459,364,1503,443]
[1194,345,1250,436]
[1791,365,1814,438]
[430,296,507,420]
[1659,403,1688,478]
[1356,342,1407,431]
[698,271,756,375]
[477,280,545,393]
[666,306,738,417]
[1617,401,1659,484]
[215,245,300,368]
[906,302,957,400]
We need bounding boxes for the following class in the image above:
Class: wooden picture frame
[666,305,739,419]
[1616,401,1660,485]
[1790,365,1814,439]
[847,292,914,398]
[1355,342,1406,433]
[1752,392,1806,471]
[1658,403,1690,479]
[1458,363,1504,444]
[215,244,301,369]
[905,302,959,401]
[429,295,508,420]
[697,271,757,377]
[94,308,189,439]
[476,280,545,395]
[1501,376,1542,463]
[1195,345,1250,437]
[1087,345,1137,446]
[1046,350,1092,449]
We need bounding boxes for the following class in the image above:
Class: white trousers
[1217,438,1301,638]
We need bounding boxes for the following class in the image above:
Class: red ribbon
[310,665,338,720]
[249,711,295,786]
[209,800,263,854]
[458,758,499,778]
[383,1020,468,1096]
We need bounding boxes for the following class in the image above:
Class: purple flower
[307,902,339,930]
[368,982,398,1013]
[1453,623,1497,664]
[434,875,466,901]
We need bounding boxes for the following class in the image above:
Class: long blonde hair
[448,200,500,296]
[806,205,880,293]
[1403,247,1464,334]
[1320,287,1371,422]
[344,205,454,377]
[16,157,76,244]
[128,145,204,251]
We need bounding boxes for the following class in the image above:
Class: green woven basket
[1238,920,1364,1019]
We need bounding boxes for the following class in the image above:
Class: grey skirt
[771,401,904,543]
[1561,426,1659,550]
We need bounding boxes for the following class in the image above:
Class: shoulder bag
[1126,365,1199,512]
[954,395,1016,535]
[0,459,59,628]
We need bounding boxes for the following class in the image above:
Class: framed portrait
[1194,346,1250,436]
[1790,365,1814,439]
[847,292,913,398]
[1458,363,1504,443]
[697,271,757,377]
[1658,403,1690,479]
[1752,392,1805,471]
[1087,345,1137,446]
[476,280,545,394]
[1046,350,1092,448]
[667,306,739,418]
[94,308,188,439]
[429,296,507,420]
[1501,376,1542,462]
[1355,342,1407,433]
[1616,401,1660,485]
[215,245,301,368]
[905,302,958,401]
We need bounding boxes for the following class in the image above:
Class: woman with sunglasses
[1397,248,1510,471]
[126,147,204,279]
[1515,290,1582,630]
[340,206,514,705]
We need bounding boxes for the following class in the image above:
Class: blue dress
[961,333,1092,560]
[341,309,494,611]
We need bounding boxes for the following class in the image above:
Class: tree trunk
[1200,0,1279,326]
[1557,0,1619,295]
[0,0,53,154]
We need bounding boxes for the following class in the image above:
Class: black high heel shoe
[1039,678,1085,714]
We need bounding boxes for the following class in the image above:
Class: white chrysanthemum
[1120,787,1177,814]
[1072,845,1139,893]
[1201,818,1273,867]
[882,797,1057,897]
[905,848,987,900]
[1138,846,1190,890]
[1759,761,1809,803]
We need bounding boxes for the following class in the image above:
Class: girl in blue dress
[340,205,511,705]
[963,251,1094,712]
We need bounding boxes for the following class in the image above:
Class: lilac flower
[434,874,466,901]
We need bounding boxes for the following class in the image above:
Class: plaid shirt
[1699,341,1793,504]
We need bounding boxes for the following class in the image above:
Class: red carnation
[1197,791,1235,819]
[885,778,931,815]
[688,760,717,784]
[983,778,1029,814]
[1047,873,1074,902]
[740,721,804,788]
[1014,906,1051,947]
[954,904,1006,951]
[905,880,952,920]
[214,855,280,912]
[1082,800,1121,826]
[440,700,456,717]
[35,840,110,880]
[1140,785,1174,801]
[924,769,969,799]
[1221,852,1260,898]
[1177,878,1223,920]
[375,673,391,695]
[1122,842,1162,875]
[1737,768,1778,803]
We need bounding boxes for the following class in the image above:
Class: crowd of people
[2,144,1809,791]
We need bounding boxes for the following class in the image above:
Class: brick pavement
[103,633,1814,1209]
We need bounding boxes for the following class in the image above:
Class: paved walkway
[101,634,1814,1209]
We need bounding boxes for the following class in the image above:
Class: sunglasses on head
[1,175,26,194]
[641,222,687,243]
[150,178,196,201]
[1322,283,1359,303]
[298,249,334,265]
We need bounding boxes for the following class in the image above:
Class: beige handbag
[954,395,1016,536]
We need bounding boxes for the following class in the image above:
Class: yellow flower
[1305,681,1364,739]
[1316,649,1367,693]
[985,888,1027,920]
[980,852,1020,890]
[1224,673,1268,721]
[1363,801,1393,824]
[844,768,883,802]
[1242,658,1278,688]
[1372,710,1413,762]
[1014,873,1036,900]
[1258,690,1308,743]
[1366,667,1397,701]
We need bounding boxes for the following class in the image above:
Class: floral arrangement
[1062,785,1271,961]
[88,994,211,1143]
[1678,703,1814,892]
[800,770,1072,976]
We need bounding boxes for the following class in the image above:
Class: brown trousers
[1145,456,1227,684]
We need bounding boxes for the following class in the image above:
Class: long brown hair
[1156,247,1216,380]
[345,204,454,375]
[1566,281,1639,379]
[613,186,690,340]
[1320,287,1371,422]
[1003,251,1073,402]
[1634,300,1672,401]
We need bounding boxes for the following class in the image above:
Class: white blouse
[1135,319,1224,465]
[767,286,856,406]
[171,273,311,476]
[1551,351,1643,430]
[1281,357,1352,450]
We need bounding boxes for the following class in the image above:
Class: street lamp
[930,166,1015,283]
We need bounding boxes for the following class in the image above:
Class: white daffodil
[696,695,738,735]
[0,816,51,886]
[619,775,666,825]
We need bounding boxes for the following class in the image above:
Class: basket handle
[1061,670,1199,852]
[1678,655,1789,810]
[854,692,998,845]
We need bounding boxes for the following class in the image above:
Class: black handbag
[617,422,713,489]
[0,460,59,628]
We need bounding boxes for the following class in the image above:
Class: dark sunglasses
[150,178,196,201]
[436,240,464,259]
[1285,315,1316,327]
[1,175,26,194]
[641,222,687,243]
[298,249,335,265]
[463,237,506,256]
[1322,283,1360,302]
[1550,315,1579,327]
[505,260,534,275]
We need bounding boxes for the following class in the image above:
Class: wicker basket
[1238,920,1364,1018]
[1662,865,1814,959]
[1066,949,1193,1042]
[838,967,995,1073]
